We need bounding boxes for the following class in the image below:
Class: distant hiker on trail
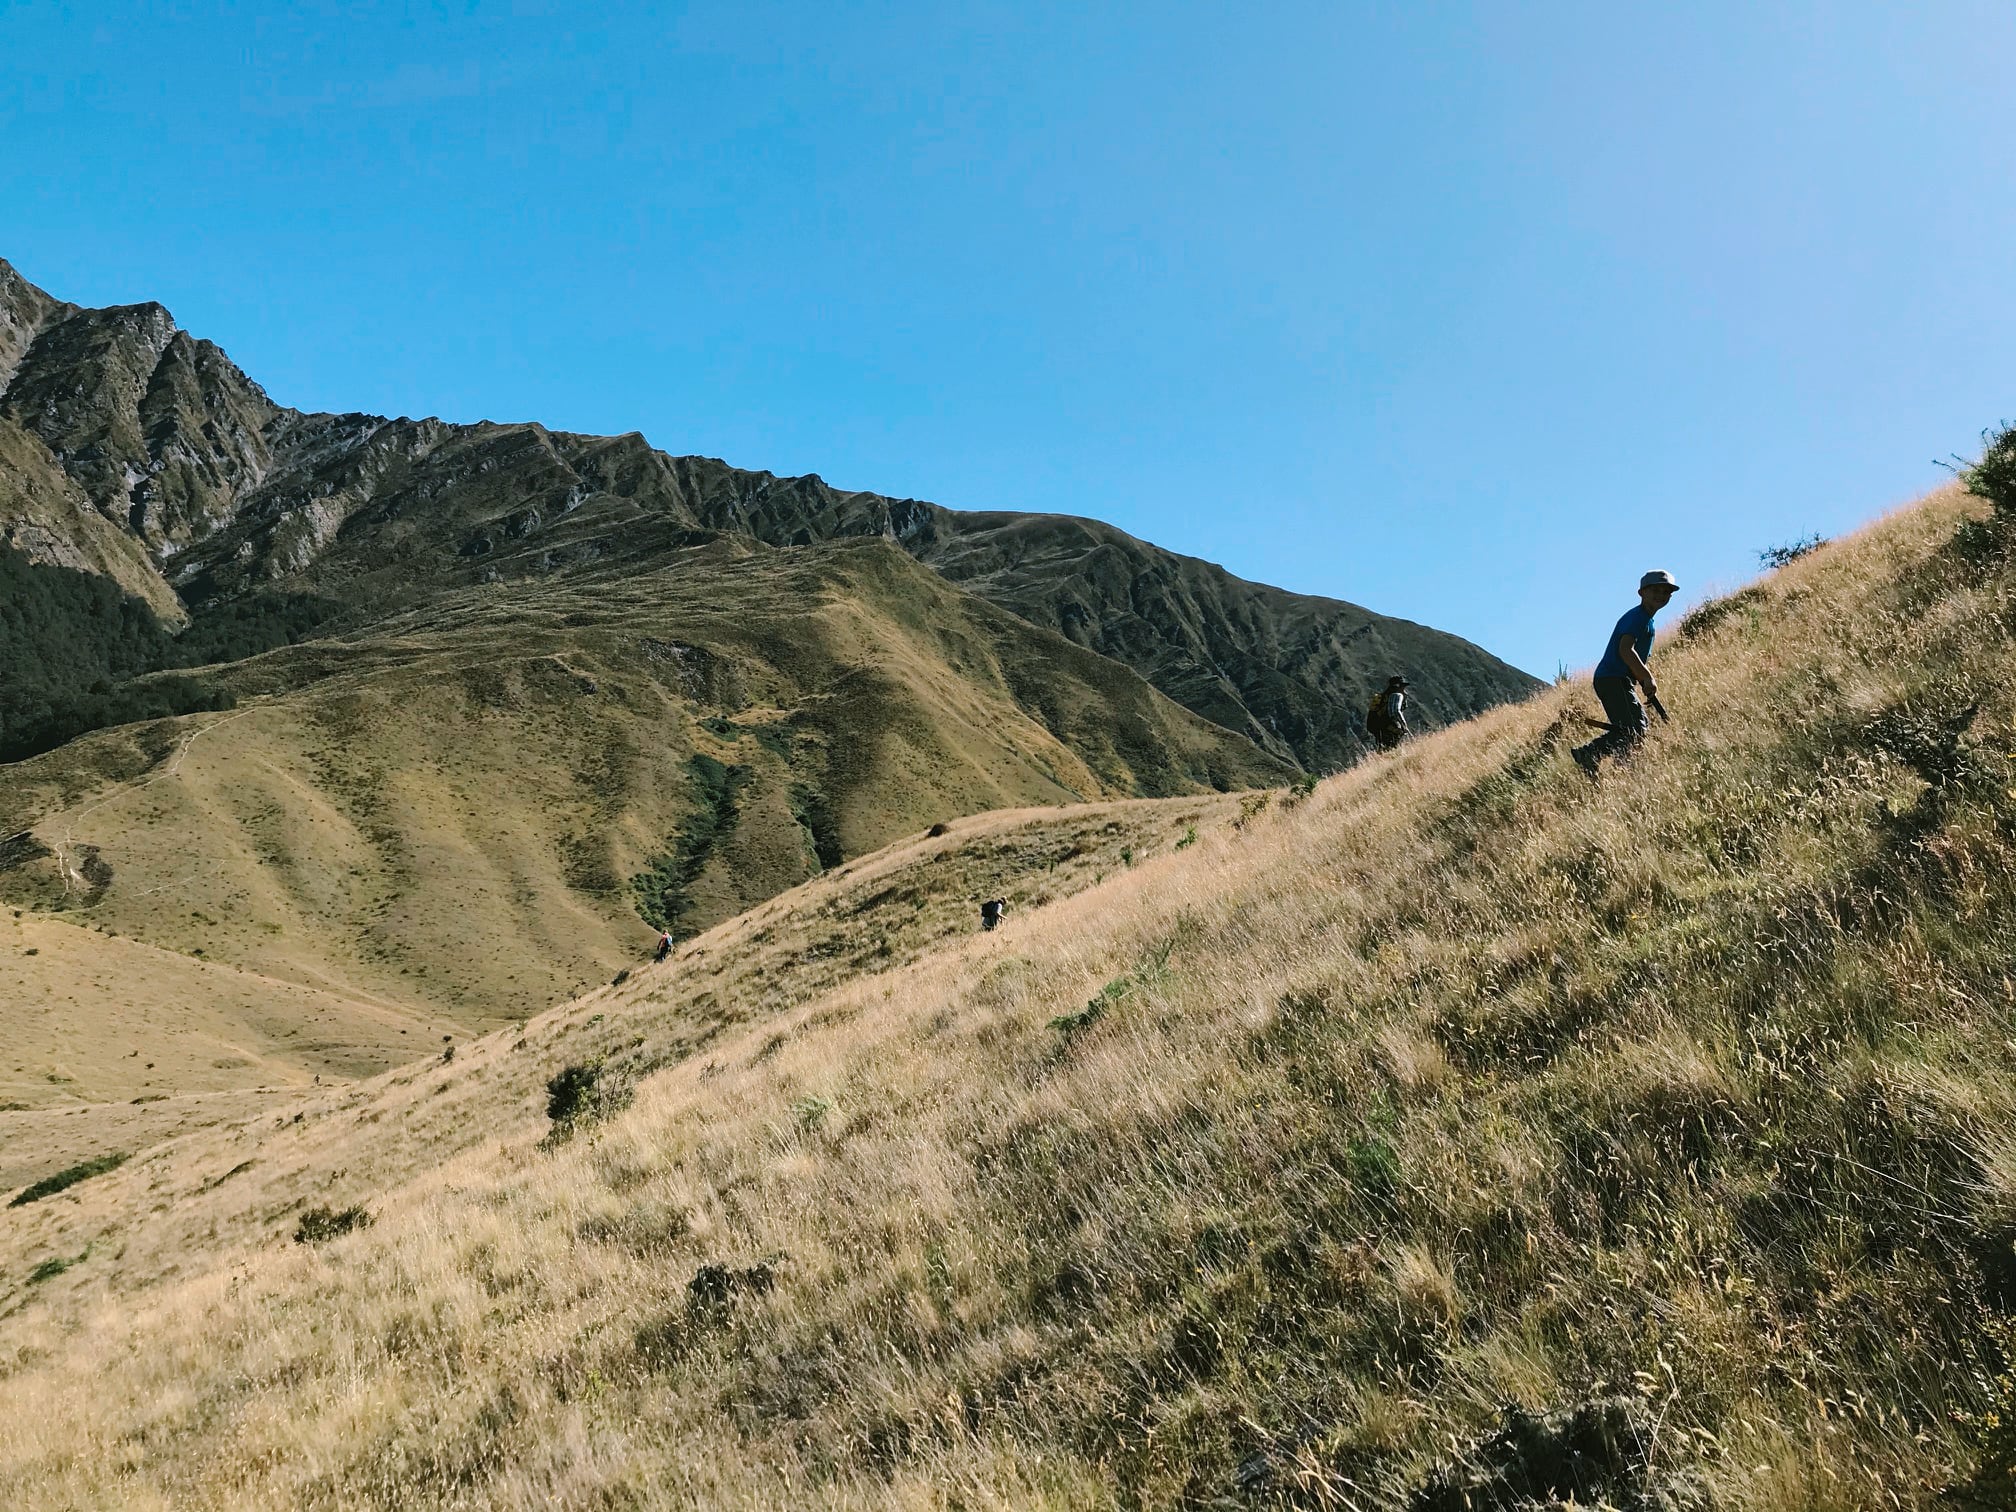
[654,932,673,963]
[1572,570,1679,778]
[980,898,1007,932]
[1366,676,1410,751]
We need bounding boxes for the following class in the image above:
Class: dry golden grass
[0,793,1221,1297]
[0,906,417,1121]
[5,484,2016,1508]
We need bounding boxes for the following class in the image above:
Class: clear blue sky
[5,2,2012,677]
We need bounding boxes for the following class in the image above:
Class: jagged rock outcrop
[0,258,64,394]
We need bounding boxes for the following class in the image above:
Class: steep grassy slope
[4,483,2014,1507]
[0,787,1233,1272]
[0,536,1283,1047]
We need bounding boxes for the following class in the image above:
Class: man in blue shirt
[1572,570,1679,777]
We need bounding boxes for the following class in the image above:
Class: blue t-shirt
[1594,603,1656,680]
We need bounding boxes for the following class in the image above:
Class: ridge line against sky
[4,1,2013,677]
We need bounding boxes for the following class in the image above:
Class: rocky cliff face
[0,257,1538,768]
[0,297,276,551]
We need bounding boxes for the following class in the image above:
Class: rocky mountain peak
[0,273,280,554]
[0,259,68,399]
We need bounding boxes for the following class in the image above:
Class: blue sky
[4,2,2012,677]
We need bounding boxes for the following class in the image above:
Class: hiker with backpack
[1367,676,1410,751]
[654,931,673,963]
[1572,570,1679,777]
[980,898,1007,932]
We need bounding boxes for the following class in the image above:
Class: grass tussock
[4,484,2016,1506]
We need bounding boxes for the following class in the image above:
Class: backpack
[1366,691,1395,737]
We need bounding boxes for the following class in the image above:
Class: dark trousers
[1579,676,1647,763]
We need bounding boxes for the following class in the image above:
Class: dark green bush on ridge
[1759,533,1826,569]
[1962,421,2016,517]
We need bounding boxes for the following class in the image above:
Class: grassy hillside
[0,536,1283,1047]
[6,480,2014,1507]
[0,907,422,1107]
[0,787,1235,1289]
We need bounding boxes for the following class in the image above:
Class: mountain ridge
[0,256,1538,772]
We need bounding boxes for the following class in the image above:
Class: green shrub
[546,1063,603,1123]
[27,1253,82,1284]
[1962,421,2016,517]
[544,1061,634,1140]
[1052,978,1129,1036]
[7,1152,127,1207]
[1759,533,1826,569]
[294,1205,373,1243]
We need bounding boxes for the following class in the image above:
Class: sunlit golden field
[7,483,2016,1508]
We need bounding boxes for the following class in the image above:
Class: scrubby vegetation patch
[293,1205,373,1244]
[7,1152,127,1208]
[27,1250,87,1285]
[629,753,751,936]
